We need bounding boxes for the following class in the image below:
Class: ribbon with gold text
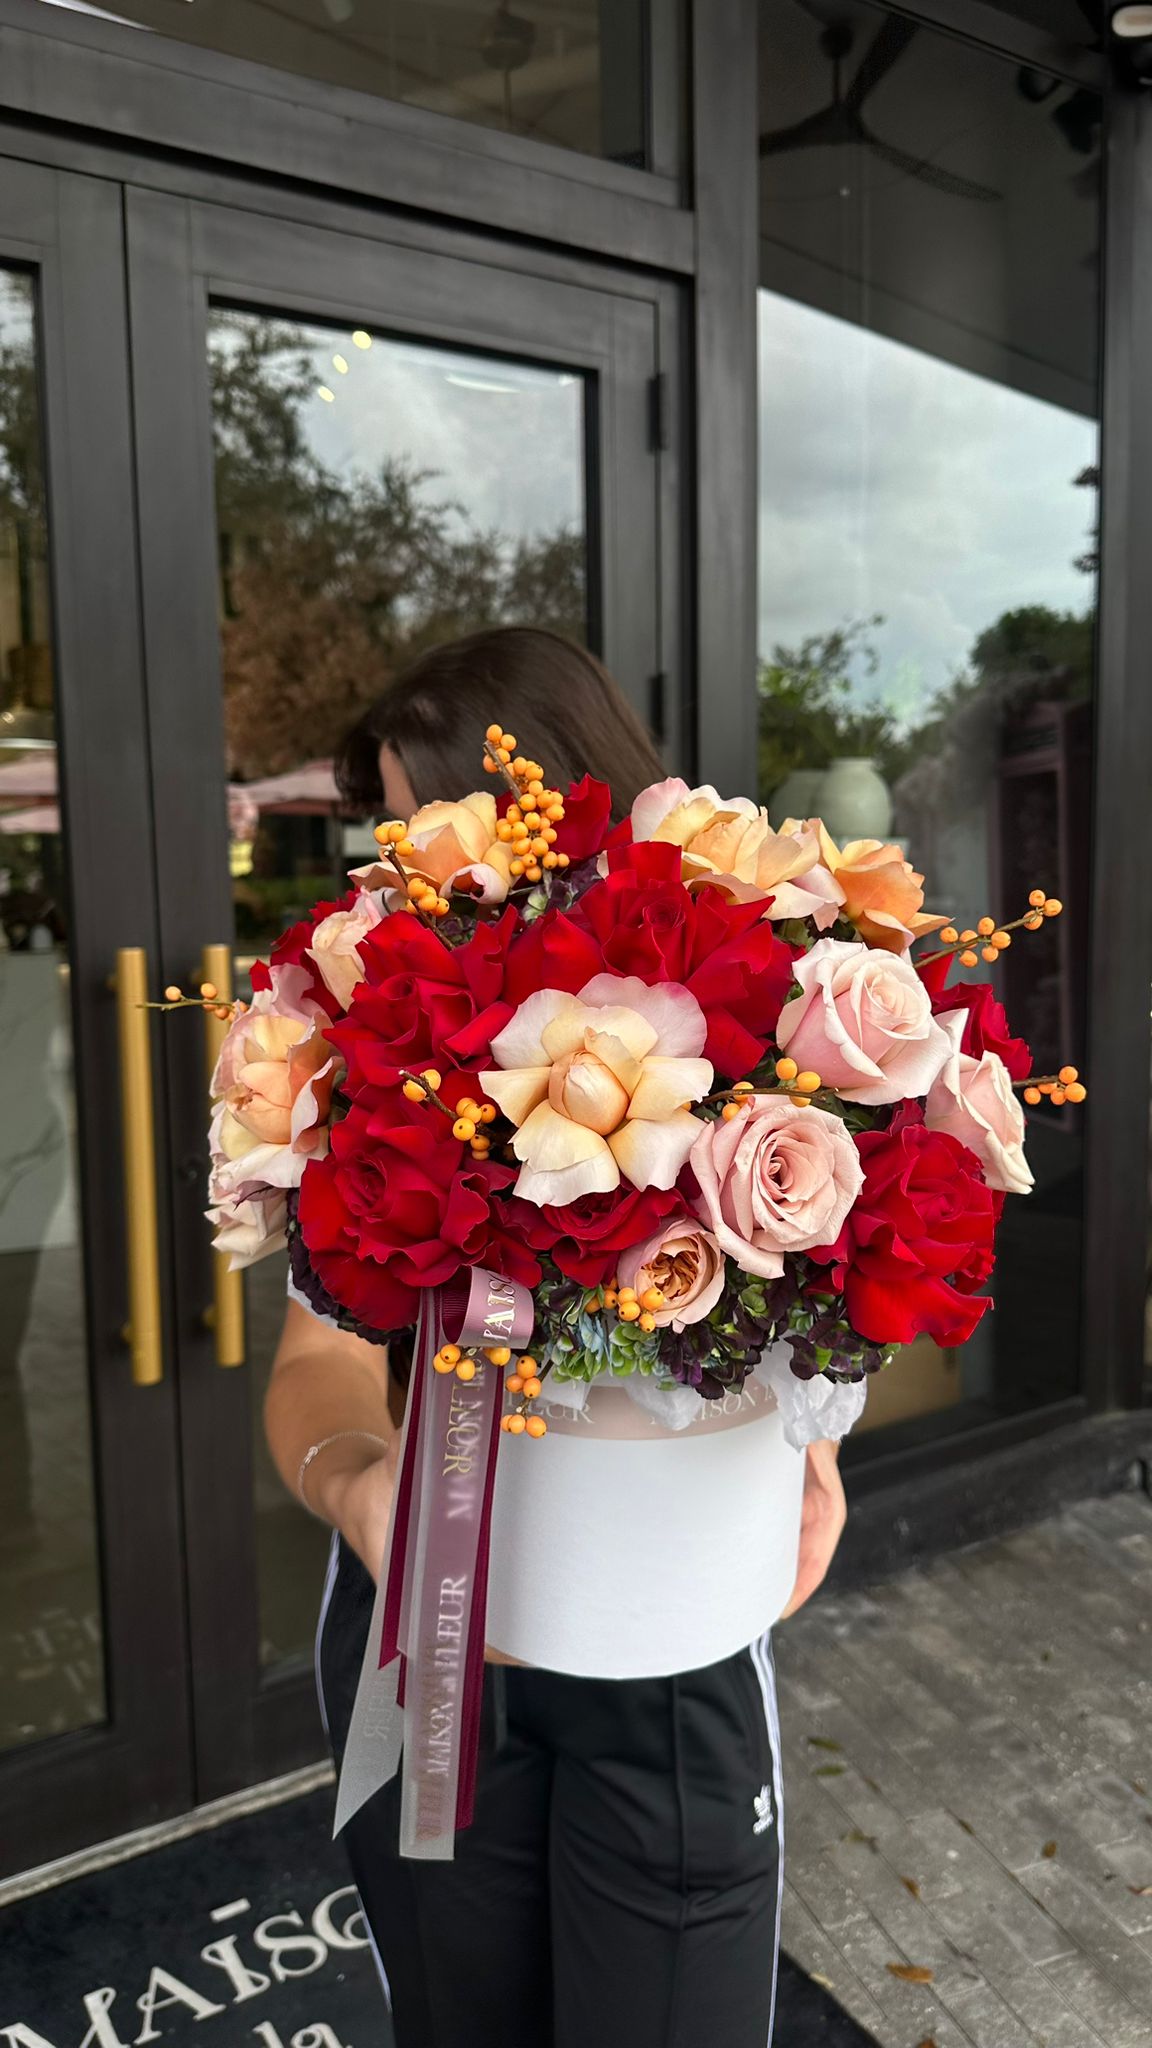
[333,1266,534,1858]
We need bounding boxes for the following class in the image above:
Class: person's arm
[780,1439,846,1619]
[264,1300,401,1579]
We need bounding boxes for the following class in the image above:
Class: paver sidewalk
[775,1491,1152,2048]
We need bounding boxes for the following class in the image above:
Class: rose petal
[490,989,588,1069]
[577,973,708,1058]
[626,1055,713,1123]
[630,775,692,842]
[481,1064,552,1127]
[607,1108,702,1190]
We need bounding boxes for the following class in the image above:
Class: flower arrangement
[165,724,1083,1857]
[177,725,1083,1434]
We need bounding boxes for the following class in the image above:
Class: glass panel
[35,0,648,166]
[995,2,1102,46]
[207,308,587,1666]
[0,272,106,1748]
[757,0,1100,1436]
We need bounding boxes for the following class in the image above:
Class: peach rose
[481,973,713,1206]
[630,778,843,926]
[351,791,514,906]
[776,937,952,1106]
[818,830,948,953]
[924,1011,1033,1195]
[307,888,384,1010]
[211,963,337,1160]
[617,1216,726,1330]
[689,1096,863,1281]
[207,964,339,1267]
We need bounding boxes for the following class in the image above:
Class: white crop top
[291,1282,810,1679]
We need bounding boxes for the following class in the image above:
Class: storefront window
[0,272,105,1749]
[757,0,1100,1436]
[207,307,588,1667]
[36,0,649,167]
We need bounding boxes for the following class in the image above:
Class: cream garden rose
[481,973,713,1207]
[617,1216,726,1330]
[629,778,843,926]
[689,1096,863,1281]
[775,937,952,1106]
[924,1010,1034,1195]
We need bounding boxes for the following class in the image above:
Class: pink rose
[689,1095,863,1280]
[776,937,952,1106]
[307,888,384,1010]
[924,1012,1033,1195]
[617,1214,726,1330]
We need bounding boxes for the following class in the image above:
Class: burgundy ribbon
[333,1266,534,1859]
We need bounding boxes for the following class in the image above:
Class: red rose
[919,964,1031,1083]
[515,1183,686,1287]
[553,774,614,863]
[572,843,797,1076]
[833,1119,998,1347]
[331,908,517,1094]
[297,1100,540,1332]
[251,891,356,1019]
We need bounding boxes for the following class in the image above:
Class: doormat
[0,1788,877,2045]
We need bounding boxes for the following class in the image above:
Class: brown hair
[335,627,664,819]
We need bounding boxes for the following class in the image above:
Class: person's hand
[780,1439,846,1619]
[313,1437,400,1582]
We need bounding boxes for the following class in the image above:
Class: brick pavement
[775,1490,1152,2048]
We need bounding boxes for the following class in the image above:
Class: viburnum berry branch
[917,889,1063,968]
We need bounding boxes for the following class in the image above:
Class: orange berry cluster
[483,724,571,884]
[1022,1065,1086,1109]
[372,818,452,919]
[452,1090,498,1160]
[401,1069,498,1159]
[162,980,241,1023]
[937,890,1062,969]
[717,1057,823,1119]
[500,1352,547,1437]
[432,1339,548,1437]
[597,1278,664,1334]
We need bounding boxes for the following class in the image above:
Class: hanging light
[1111,4,1152,81]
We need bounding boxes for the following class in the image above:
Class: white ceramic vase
[815,757,893,842]
[767,767,823,831]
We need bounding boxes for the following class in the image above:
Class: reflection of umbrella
[0,756,344,841]
[235,758,340,815]
[0,802,57,833]
[0,751,57,799]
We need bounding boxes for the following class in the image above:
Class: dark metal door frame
[124,182,679,1802]
[0,161,192,1881]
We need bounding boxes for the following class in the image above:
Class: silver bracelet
[297,1429,388,1515]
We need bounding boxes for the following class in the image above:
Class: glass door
[125,184,675,1800]
[0,162,192,1878]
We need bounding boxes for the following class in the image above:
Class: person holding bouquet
[190,624,1065,2040]
[258,629,849,2047]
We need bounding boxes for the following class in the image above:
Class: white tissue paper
[754,1341,868,1450]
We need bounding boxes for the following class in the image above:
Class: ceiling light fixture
[1110,4,1152,83]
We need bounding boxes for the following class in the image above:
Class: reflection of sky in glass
[212,320,585,551]
[758,291,1097,723]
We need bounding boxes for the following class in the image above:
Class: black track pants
[316,1535,784,2048]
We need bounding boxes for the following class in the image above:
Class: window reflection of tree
[209,313,586,785]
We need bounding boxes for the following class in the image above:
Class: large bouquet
[177,724,1081,1853]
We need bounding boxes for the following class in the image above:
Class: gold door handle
[201,942,246,1368]
[112,948,164,1386]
